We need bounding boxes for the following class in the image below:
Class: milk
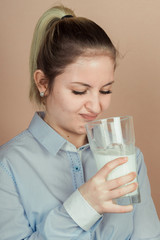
[92,149,138,196]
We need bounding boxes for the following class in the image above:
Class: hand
[79,157,138,214]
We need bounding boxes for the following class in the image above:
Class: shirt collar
[61,142,89,152]
[28,112,67,156]
[28,112,89,156]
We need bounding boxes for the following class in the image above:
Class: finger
[106,172,137,190]
[103,202,133,213]
[109,182,138,200]
[96,157,128,179]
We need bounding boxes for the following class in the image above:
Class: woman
[0,5,159,240]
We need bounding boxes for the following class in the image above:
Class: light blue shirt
[0,112,160,240]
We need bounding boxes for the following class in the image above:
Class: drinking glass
[86,116,141,205]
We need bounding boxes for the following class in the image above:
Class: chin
[78,125,87,135]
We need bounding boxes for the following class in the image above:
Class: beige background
[0,0,160,218]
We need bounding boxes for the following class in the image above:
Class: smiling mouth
[80,114,98,121]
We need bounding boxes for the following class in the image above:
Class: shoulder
[135,146,143,158]
[135,147,149,183]
[0,130,39,163]
[135,147,144,166]
[135,147,145,168]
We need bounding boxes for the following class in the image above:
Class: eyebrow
[71,81,114,88]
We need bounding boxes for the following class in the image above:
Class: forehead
[55,55,115,85]
[68,54,114,68]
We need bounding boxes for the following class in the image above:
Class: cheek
[58,95,82,113]
[101,96,112,110]
[65,94,86,108]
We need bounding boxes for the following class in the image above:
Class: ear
[34,70,49,95]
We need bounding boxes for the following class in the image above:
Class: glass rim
[85,115,133,126]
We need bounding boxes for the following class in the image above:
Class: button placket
[67,151,84,190]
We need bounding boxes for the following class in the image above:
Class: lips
[80,114,98,121]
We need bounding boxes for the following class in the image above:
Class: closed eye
[72,90,112,95]
[100,90,112,94]
[72,90,87,95]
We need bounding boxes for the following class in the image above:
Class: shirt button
[74,166,80,172]
[80,146,84,150]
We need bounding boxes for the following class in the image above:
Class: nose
[85,94,102,114]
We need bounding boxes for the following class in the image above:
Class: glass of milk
[85,116,141,205]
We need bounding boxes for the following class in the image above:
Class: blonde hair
[29,5,117,105]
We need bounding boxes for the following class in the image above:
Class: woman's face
[44,55,115,143]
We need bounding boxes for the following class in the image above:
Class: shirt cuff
[63,189,102,231]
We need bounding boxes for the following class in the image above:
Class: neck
[66,134,88,149]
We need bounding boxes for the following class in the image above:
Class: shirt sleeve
[0,162,33,239]
[0,160,102,240]
[131,149,160,239]
[63,189,102,231]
